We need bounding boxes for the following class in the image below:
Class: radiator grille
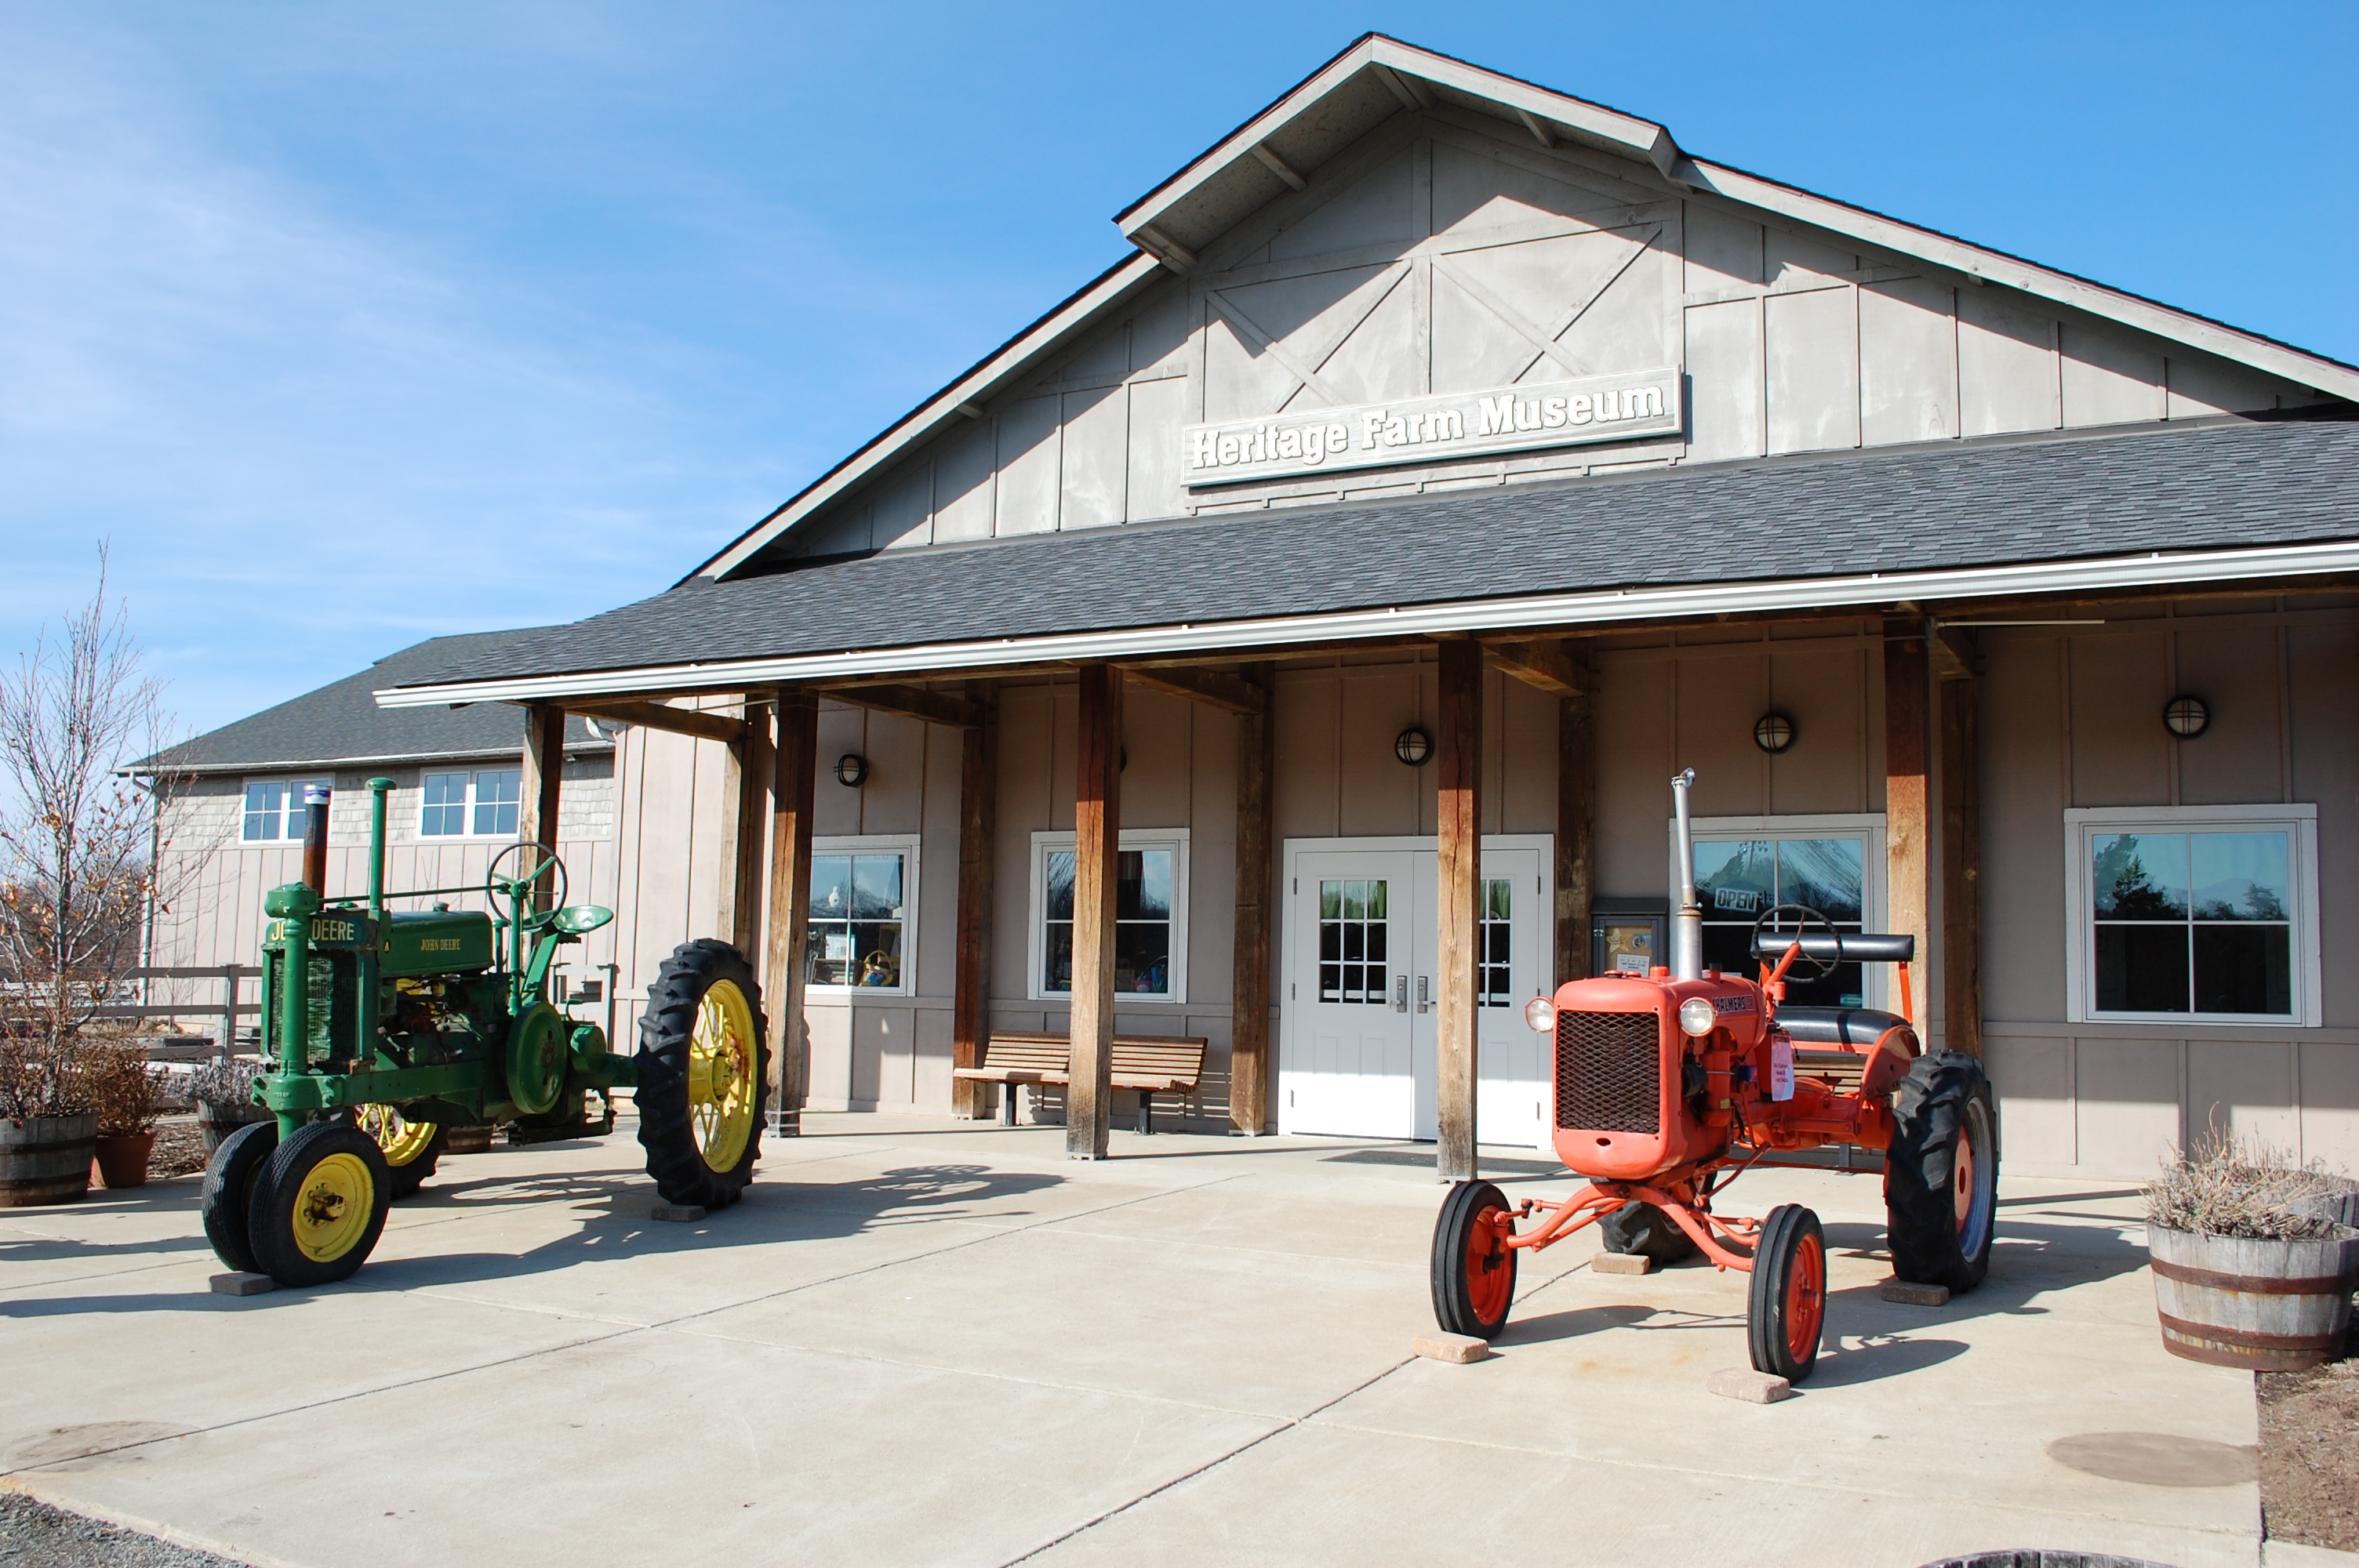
[1554,1011,1662,1134]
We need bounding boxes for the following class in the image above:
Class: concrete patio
[0,1114,2265,1567]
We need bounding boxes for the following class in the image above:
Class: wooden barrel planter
[2149,1224,2359,1372]
[0,1114,98,1207]
[197,1098,271,1152]
[443,1125,495,1155]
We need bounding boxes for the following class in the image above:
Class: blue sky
[3,2,2353,739]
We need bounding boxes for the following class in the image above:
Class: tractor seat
[1775,1006,1912,1048]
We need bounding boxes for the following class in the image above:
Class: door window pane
[1318,878,1388,1004]
[1480,877,1512,1007]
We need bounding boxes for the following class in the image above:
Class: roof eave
[127,739,613,779]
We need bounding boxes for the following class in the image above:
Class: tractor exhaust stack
[1670,768,1703,980]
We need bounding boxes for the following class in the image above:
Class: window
[1480,877,1514,1007]
[2066,806,2319,1025]
[1318,878,1389,1004]
[1688,815,1885,1010]
[420,769,524,838]
[805,837,918,994]
[1030,831,1188,1001]
[241,779,331,842]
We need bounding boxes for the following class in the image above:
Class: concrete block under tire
[1707,1367,1791,1403]
[1412,1332,1492,1364]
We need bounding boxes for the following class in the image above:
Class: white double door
[1278,836,1553,1149]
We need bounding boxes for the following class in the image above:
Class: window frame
[239,777,333,844]
[417,768,526,840]
[1684,813,1889,1011]
[1027,829,1190,1004]
[804,834,921,998]
[2064,804,2321,1028]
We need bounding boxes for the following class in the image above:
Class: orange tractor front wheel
[1432,1181,1518,1339]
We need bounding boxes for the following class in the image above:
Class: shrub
[80,1040,165,1137]
[189,1054,264,1108]
[0,1036,93,1121]
[2148,1128,2356,1243]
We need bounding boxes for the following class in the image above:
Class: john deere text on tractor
[1431,769,1998,1381]
[202,777,768,1287]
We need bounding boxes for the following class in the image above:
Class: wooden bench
[954,1031,1208,1134]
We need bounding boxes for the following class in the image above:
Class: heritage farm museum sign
[1183,367,1682,487]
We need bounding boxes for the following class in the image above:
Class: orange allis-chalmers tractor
[1431,769,2000,1383]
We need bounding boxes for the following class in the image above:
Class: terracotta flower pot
[0,1114,97,1207]
[93,1132,158,1190]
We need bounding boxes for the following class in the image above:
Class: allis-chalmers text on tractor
[1431,770,1998,1381]
[202,777,767,1287]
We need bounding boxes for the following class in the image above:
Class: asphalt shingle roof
[400,417,2359,690]
[145,629,610,775]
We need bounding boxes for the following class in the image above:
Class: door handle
[1416,975,1430,1014]
[1394,975,1408,1013]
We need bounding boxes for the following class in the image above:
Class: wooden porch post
[1883,618,1932,1034]
[951,683,998,1119]
[764,690,818,1134]
[1939,657,1983,1058]
[1067,663,1121,1160]
[717,696,772,956]
[1229,664,1276,1134]
[518,703,566,916]
[1435,640,1484,1184]
[1554,682,1595,985]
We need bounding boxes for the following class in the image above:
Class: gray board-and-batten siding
[398,417,2359,691]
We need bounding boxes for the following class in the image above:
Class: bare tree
[0,549,189,1114]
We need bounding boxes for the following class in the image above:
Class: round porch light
[834,753,870,788]
[2164,695,2209,739]
[1753,712,1796,754]
[1394,726,1433,766]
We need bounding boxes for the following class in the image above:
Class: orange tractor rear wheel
[1432,1181,1518,1340]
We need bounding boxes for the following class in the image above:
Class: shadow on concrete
[1492,1301,1659,1345]
[0,1163,1069,1320]
[1809,1333,1972,1386]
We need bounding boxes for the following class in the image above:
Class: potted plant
[82,1040,164,1189]
[190,1054,270,1151]
[2146,1130,2359,1373]
[0,1036,96,1207]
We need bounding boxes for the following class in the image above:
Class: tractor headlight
[1523,995,1557,1033]
[1677,997,1717,1038]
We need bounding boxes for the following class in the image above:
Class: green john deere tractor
[202,775,767,1287]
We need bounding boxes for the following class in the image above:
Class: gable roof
[141,629,612,777]
[380,416,2359,707]
[691,34,2359,583]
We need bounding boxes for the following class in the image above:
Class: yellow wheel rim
[357,1105,438,1167]
[291,1151,375,1263]
[686,979,757,1174]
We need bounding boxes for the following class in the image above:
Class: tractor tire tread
[634,938,766,1211]
[1430,1180,1517,1340]
[199,1120,278,1274]
[1885,1050,2000,1293]
[245,1120,392,1287]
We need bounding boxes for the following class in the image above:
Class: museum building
[376,36,2359,1180]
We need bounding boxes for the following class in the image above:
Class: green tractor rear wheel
[246,1121,393,1287]
[200,1120,279,1274]
[635,939,766,1211]
[358,1105,448,1200]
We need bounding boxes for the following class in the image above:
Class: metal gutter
[376,539,2359,710]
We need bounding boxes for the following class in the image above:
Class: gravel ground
[146,1122,209,1181]
[0,1494,245,1567]
[2259,1354,2359,1552]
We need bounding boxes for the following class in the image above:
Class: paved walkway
[1,1114,2261,1567]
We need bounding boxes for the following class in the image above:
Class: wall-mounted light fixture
[834,753,870,787]
[1394,727,1433,766]
[1753,712,1796,754]
[2164,695,2209,739]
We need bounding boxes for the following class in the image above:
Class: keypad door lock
[1416,975,1430,1014]
[1394,975,1408,1012]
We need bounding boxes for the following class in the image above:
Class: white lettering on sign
[1182,369,1681,487]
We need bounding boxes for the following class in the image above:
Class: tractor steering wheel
[485,843,568,931]
[1752,902,1841,982]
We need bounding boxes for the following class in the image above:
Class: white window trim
[417,767,525,841]
[2063,804,2321,1028]
[1683,814,1890,1009]
[1027,828,1190,1004]
[806,834,921,998]
[239,776,333,846]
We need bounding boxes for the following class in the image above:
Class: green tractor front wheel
[200,1120,279,1274]
[246,1121,394,1287]
[635,939,766,1210]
